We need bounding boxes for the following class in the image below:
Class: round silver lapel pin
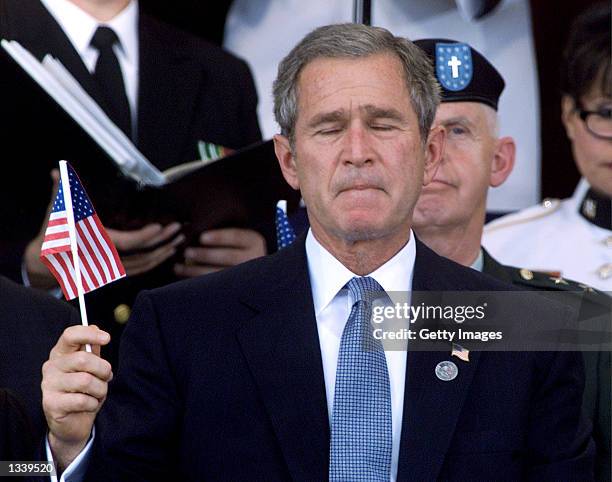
[435,361,458,381]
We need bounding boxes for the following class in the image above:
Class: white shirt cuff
[46,428,95,482]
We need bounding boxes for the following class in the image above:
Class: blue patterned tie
[329,277,392,481]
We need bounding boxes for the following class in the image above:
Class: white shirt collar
[305,228,416,316]
[40,0,138,62]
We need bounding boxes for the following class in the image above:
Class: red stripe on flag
[47,218,68,228]
[81,217,112,283]
[77,246,97,292]
[77,222,106,286]
[40,255,71,299]
[92,215,125,277]
[42,231,70,242]
[56,253,78,298]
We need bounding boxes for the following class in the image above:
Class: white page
[1,39,166,186]
[43,54,166,186]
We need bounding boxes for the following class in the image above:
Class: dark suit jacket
[83,235,593,480]
[0,389,39,462]
[0,276,77,447]
[482,248,611,482]
[0,0,262,349]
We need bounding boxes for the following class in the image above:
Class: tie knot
[91,26,120,50]
[346,276,384,305]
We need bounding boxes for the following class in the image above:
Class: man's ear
[273,134,300,190]
[561,95,577,140]
[490,136,516,187]
[422,125,445,186]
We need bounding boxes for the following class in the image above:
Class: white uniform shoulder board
[485,198,562,233]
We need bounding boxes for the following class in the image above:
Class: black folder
[91,140,301,249]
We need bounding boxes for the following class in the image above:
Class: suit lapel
[236,235,329,481]
[9,0,106,110]
[136,13,203,170]
[396,240,481,481]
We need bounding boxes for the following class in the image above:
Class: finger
[44,392,102,416]
[45,352,113,382]
[174,263,223,278]
[184,246,251,267]
[121,235,184,276]
[140,223,183,249]
[108,223,182,251]
[47,371,108,400]
[49,326,110,357]
[199,228,263,249]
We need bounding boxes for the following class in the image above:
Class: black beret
[414,38,505,110]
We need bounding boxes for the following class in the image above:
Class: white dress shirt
[40,0,139,130]
[306,229,415,481]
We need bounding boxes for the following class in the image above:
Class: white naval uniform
[483,179,612,293]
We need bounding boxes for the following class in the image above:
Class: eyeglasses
[576,104,612,140]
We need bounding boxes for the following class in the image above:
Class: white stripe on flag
[86,217,121,279]
[73,238,95,291]
[59,251,78,290]
[47,254,75,299]
[49,211,67,221]
[44,224,69,235]
[77,235,103,288]
[41,238,71,250]
[79,219,112,282]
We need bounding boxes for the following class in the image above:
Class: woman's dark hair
[561,2,611,101]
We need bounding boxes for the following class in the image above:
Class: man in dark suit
[41,24,593,480]
[0,0,267,356]
[0,275,76,453]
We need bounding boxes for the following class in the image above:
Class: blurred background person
[484,2,612,293]
[0,0,267,361]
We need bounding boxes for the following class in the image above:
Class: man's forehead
[436,101,493,122]
[296,54,411,118]
[296,53,406,93]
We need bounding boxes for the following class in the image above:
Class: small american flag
[451,343,470,362]
[275,200,296,250]
[40,163,125,300]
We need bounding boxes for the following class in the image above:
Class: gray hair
[273,23,440,145]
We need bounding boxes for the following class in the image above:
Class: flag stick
[59,161,92,353]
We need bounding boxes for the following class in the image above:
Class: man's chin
[334,218,394,243]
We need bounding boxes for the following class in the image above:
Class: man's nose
[342,124,374,166]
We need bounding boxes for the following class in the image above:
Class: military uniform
[483,179,612,293]
[481,248,611,481]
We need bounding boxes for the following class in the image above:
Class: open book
[2,39,300,247]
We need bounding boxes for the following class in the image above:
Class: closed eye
[371,124,395,131]
[317,127,342,135]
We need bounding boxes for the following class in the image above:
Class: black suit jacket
[0,276,77,447]
[84,235,593,480]
[482,248,611,482]
[0,0,262,346]
[0,389,37,461]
